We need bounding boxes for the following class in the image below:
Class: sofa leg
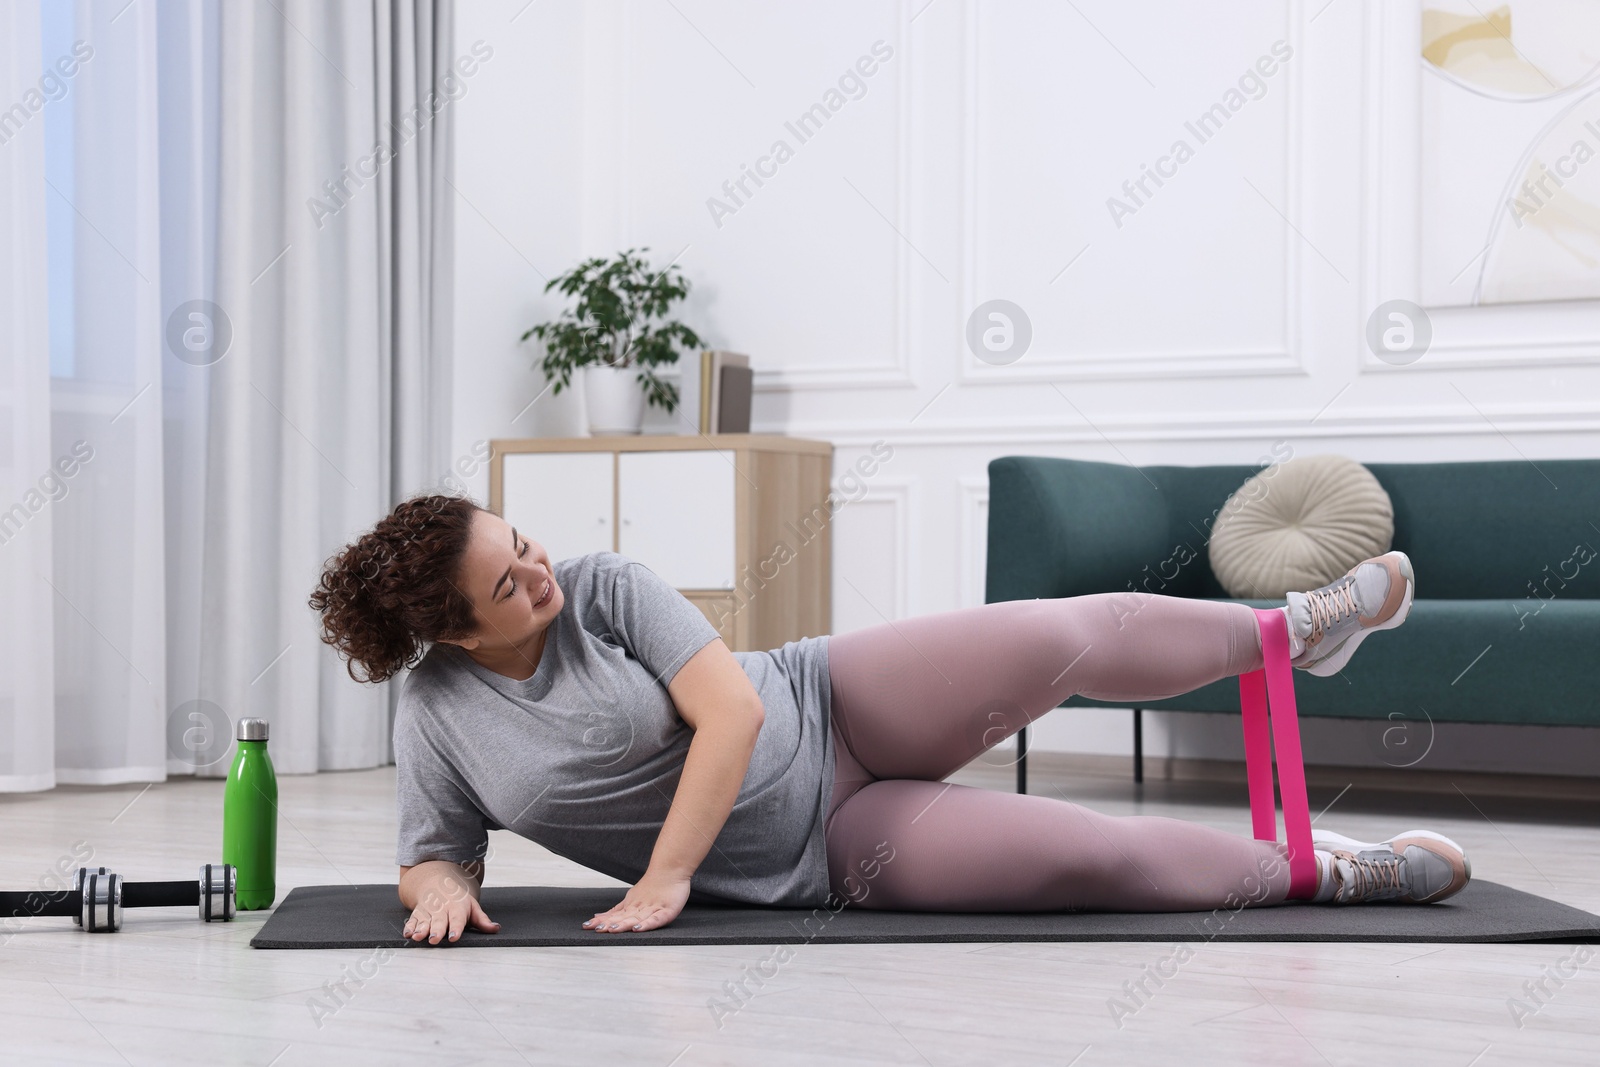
[1016,726,1028,795]
[1133,707,1143,784]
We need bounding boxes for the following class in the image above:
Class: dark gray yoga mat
[250,880,1600,948]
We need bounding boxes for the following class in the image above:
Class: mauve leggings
[822,593,1295,912]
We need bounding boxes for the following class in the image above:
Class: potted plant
[520,248,703,435]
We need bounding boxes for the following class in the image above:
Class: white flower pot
[583,365,646,436]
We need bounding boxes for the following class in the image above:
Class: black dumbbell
[0,864,236,933]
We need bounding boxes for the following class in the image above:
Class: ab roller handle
[0,864,236,932]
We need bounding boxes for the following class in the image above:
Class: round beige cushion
[1208,454,1394,599]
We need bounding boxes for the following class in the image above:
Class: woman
[310,494,1469,946]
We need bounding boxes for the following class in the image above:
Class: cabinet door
[617,450,736,589]
[500,452,614,563]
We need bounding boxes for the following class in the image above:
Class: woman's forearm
[645,713,762,880]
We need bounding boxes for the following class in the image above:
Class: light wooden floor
[3,758,1598,1067]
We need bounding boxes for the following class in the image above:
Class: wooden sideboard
[489,435,833,652]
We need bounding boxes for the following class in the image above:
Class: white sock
[1311,849,1338,903]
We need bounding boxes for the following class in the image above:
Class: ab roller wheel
[2,863,237,933]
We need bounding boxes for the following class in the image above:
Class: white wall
[451,0,1600,777]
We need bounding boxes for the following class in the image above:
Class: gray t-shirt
[393,551,836,907]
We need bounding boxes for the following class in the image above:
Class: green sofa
[986,455,1600,789]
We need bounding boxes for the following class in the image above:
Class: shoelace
[1304,580,1361,643]
[1333,848,1404,903]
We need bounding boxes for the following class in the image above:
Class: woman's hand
[401,865,501,945]
[583,869,692,933]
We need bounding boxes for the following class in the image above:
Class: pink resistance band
[1240,607,1317,899]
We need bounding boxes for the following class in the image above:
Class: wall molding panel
[617,0,920,394]
[831,479,913,628]
[955,0,1312,385]
[774,401,1600,449]
[957,475,989,609]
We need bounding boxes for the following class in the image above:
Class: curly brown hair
[309,494,484,683]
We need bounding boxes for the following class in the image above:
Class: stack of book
[678,350,753,434]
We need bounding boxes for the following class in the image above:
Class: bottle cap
[236,718,269,741]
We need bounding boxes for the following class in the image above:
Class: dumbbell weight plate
[79,868,121,933]
[71,867,112,927]
[199,863,236,922]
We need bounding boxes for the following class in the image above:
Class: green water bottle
[223,717,278,910]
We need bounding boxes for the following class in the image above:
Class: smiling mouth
[533,578,553,609]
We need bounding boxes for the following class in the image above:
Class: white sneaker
[1285,551,1415,676]
[1311,828,1471,905]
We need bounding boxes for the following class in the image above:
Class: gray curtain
[201,0,455,774]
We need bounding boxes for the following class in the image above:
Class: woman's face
[447,509,563,653]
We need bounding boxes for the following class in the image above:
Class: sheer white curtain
[48,0,176,785]
[0,0,455,791]
[0,0,57,791]
[0,0,178,788]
